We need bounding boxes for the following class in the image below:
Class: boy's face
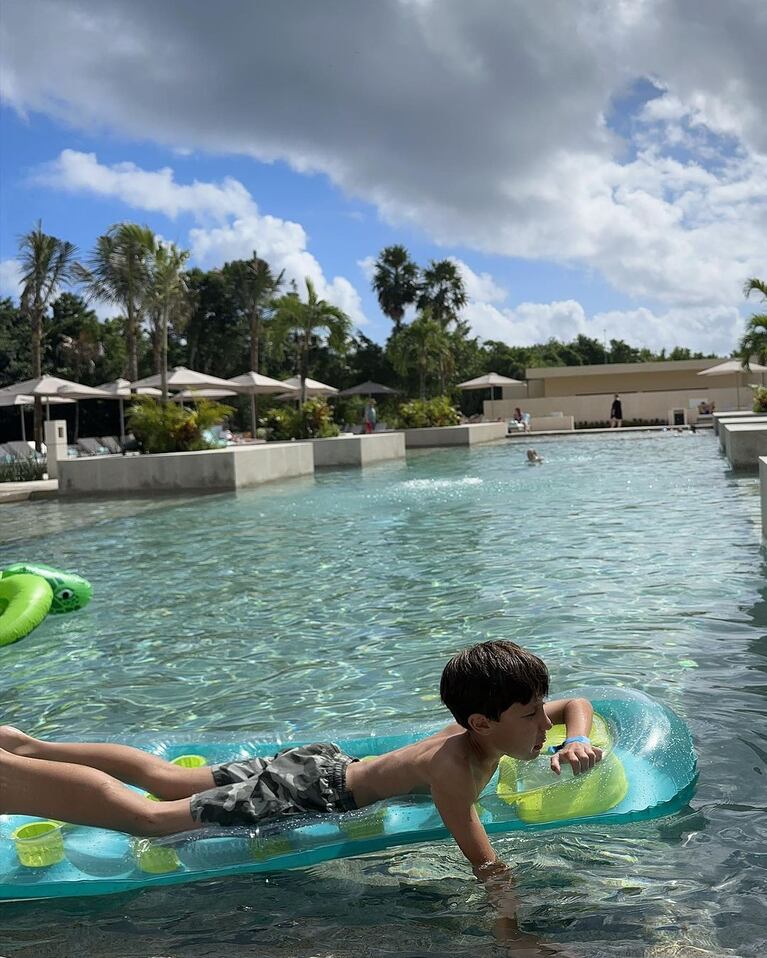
[488,697,552,760]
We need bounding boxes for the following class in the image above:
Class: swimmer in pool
[526,449,543,463]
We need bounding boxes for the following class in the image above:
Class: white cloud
[37,150,368,328]
[0,259,22,298]
[3,2,767,340]
[463,296,742,356]
[451,258,507,304]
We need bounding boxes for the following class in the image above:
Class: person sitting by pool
[0,641,601,885]
[526,448,543,463]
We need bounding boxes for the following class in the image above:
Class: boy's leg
[0,726,215,800]
[0,748,200,836]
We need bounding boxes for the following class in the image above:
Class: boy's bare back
[345,723,493,808]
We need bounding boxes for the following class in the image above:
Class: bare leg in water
[0,725,215,836]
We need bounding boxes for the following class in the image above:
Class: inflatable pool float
[0,563,92,647]
[0,687,697,900]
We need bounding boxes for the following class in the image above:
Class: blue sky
[2,1,765,355]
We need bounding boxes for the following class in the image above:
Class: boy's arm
[544,697,603,776]
[430,768,503,878]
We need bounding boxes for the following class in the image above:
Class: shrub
[0,459,47,483]
[127,397,232,454]
[261,406,301,441]
[752,386,767,413]
[300,398,339,438]
[396,396,461,429]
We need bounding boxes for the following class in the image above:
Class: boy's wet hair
[440,640,549,728]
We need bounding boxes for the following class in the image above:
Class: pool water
[1,432,765,957]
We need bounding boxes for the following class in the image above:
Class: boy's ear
[467,713,493,736]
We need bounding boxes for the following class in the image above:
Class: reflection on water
[0,432,765,957]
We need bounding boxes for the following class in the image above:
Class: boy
[0,641,601,879]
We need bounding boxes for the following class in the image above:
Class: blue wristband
[548,735,591,754]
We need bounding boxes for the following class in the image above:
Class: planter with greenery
[395,396,461,428]
[127,397,232,454]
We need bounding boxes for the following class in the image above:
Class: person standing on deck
[363,399,378,434]
[610,394,623,428]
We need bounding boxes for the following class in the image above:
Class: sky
[1,0,766,356]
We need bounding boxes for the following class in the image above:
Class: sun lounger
[77,437,110,456]
[0,441,46,462]
[99,436,123,454]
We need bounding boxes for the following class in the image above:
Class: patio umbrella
[130,366,245,392]
[337,381,399,397]
[96,379,162,442]
[456,372,524,389]
[0,392,75,442]
[277,376,339,401]
[0,375,116,445]
[227,371,299,434]
[697,359,767,409]
[457,371,524,405]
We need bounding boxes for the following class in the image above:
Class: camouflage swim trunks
[190,742,358,827]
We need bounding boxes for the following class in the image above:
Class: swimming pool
[1,432,765,957]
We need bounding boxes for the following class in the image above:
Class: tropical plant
[739,278,767,369]
[127,396,231,454]
[372,245,420,332]
[223,252,284,374]
[145,242,190,402]
[299,397,340,438]
[260,405,300,442]
[388,312,453,399]
[396,396,461,428]
[78,223,156,382]
[417,258,467,328]
[751,385,767,413]
[271,278,351,404]
[17,221,79,448]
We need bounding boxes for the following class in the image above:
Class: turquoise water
[0,432,765,957]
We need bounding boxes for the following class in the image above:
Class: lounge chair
[99,436,123,454]
[77,437,110,456]
[0,440,46,462]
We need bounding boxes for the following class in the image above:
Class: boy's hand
[550,740,603,776]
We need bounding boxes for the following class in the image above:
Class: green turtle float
[0,563,92,647]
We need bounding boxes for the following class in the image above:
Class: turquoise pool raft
[0,688,697,900]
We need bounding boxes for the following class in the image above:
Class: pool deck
[0,478,58,503]
[506,424,710,441]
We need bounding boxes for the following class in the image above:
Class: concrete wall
[721,423,767,470]
[404,422,507,447]
[717,415,767,448]
[713,410,762,436]
[310,432,405,468]
[759,457,767,536]
[528,415,574,432]
[485,386,746,426]
[58,443,314,496]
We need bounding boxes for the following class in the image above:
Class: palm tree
[223,252,284,373]
[271,278,351,405]
[18,221,78,449]
[739,277,767,369]
[418,259,467,328]
[78,223,156,381]
[372,245,420,333]
[388,311,453,399]
[146,243,190,403]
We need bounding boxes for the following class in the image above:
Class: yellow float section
[497,714,628,824]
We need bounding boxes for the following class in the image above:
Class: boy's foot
[0,726,36,756]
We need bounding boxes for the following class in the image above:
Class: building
[483,359,760,427]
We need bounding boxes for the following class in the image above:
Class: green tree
[79,223,156,381]
[46,293,103,385]
[0,298,31,385]
[739,277,767,368]
[372,245,420,332]
[388,312,453,399]
[18,221,78,448]
[417,259,467,328]
[145,243,190,402]
[223,252,284,373]
[271,278,352,405]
